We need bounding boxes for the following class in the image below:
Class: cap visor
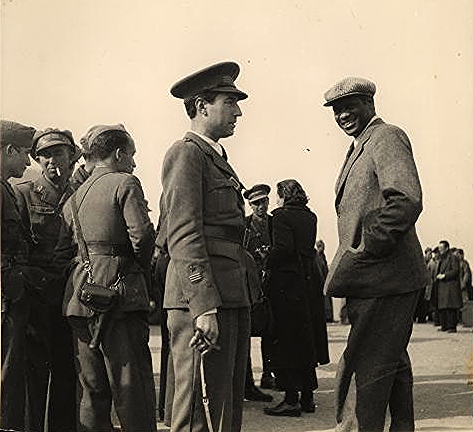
[323,91,372,107]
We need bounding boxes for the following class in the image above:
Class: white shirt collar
[354,115,379,147]
[189,130,223,157]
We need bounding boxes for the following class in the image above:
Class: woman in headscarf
[263,179,329,417]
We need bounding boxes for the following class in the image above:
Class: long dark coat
[267,205,329,370]
[435,251,463,309]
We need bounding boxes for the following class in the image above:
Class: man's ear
[5,144,16,155]
[195,98,207,116]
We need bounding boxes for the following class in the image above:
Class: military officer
[15,128,81,432]
[54,124,157,432]
[242,184,275,401]
[158,61,250,432]
[1,120,36,432]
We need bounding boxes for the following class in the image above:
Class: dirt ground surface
[149,321,473,432]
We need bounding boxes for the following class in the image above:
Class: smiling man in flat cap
[322,77,428,432]
[157,61,250,432]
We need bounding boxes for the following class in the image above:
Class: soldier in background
[1,120,36,432]
[243,184,274,402]
[15,128,81,431]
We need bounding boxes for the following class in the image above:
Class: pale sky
[2,0,472,262]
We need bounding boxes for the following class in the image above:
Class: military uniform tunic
[1,180,31,431]
[15,173,77,432]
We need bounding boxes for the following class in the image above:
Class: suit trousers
[167,307,250,432]
[69,313,157,432]
[438,308,458,330]
[335,290,420,432]
[1,293,30,431]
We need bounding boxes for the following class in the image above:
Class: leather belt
[203,225,244,244]
[87,244,133,256]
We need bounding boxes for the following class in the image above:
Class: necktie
[221,145,228,161]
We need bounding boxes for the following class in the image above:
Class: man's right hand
[193,312,219,346]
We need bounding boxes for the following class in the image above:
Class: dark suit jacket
[159,132,250,319]
[324,118,429,298]
[54,167,155,317]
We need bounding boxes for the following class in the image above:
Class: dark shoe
[447,328,457,333]
[438,327,447,331]
[264,401,301,417]
[245,385,273,402]
[260,375,276,390]
[300,400,316,413]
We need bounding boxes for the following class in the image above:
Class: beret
[171,61,248,101]
[32,128,81,162]
[82,124,129,152]
[243,184,271,203]
[0,120,36,149]
[323,77,376,107]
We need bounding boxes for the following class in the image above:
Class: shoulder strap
[70,172,113,273]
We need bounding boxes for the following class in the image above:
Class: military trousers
[167,307,250,432]
[334,290,420,432]
[69,312,157,432]
[1,293,30,431]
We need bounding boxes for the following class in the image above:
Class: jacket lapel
[334,118,384,204]
[184,132,242,187]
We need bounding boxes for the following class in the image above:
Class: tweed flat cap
[171,61,248,101]
[243,184,271,203]
[0,120,36,148]
[323,77,376,107]
[82,124,129,152]
[32,128,81,162]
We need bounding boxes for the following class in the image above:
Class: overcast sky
[2,0,472,261]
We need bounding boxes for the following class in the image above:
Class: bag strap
[70,172,112,280]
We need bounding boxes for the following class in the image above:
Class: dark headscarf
[276,179,309,206]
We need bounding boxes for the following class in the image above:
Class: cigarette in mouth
[55,167,61,177]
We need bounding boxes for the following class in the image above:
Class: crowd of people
[1,61,449,432]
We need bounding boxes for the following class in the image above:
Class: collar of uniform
[354,115,379,148]
[188,130,223,156]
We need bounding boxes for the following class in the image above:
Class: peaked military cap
[0,120,36,148]
[243,184,271,203]
[323,77,376,107]
[32,128,81,162]
[170,61,248,101]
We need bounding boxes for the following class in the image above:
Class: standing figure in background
[316,239,333,322]
[158,62,251,432]
[1,120,36,432]
[456,249,472,302]
[425,247,440,325]
[15,128,81,432]
[435,240,462,333]
[242,183,274,402]
[323,77,428,432]
[264,179,329,417]
[54,124,156,431]
[414,247,432,323]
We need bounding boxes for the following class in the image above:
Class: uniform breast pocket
[30,204,56,227]
[205,177,238,214]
